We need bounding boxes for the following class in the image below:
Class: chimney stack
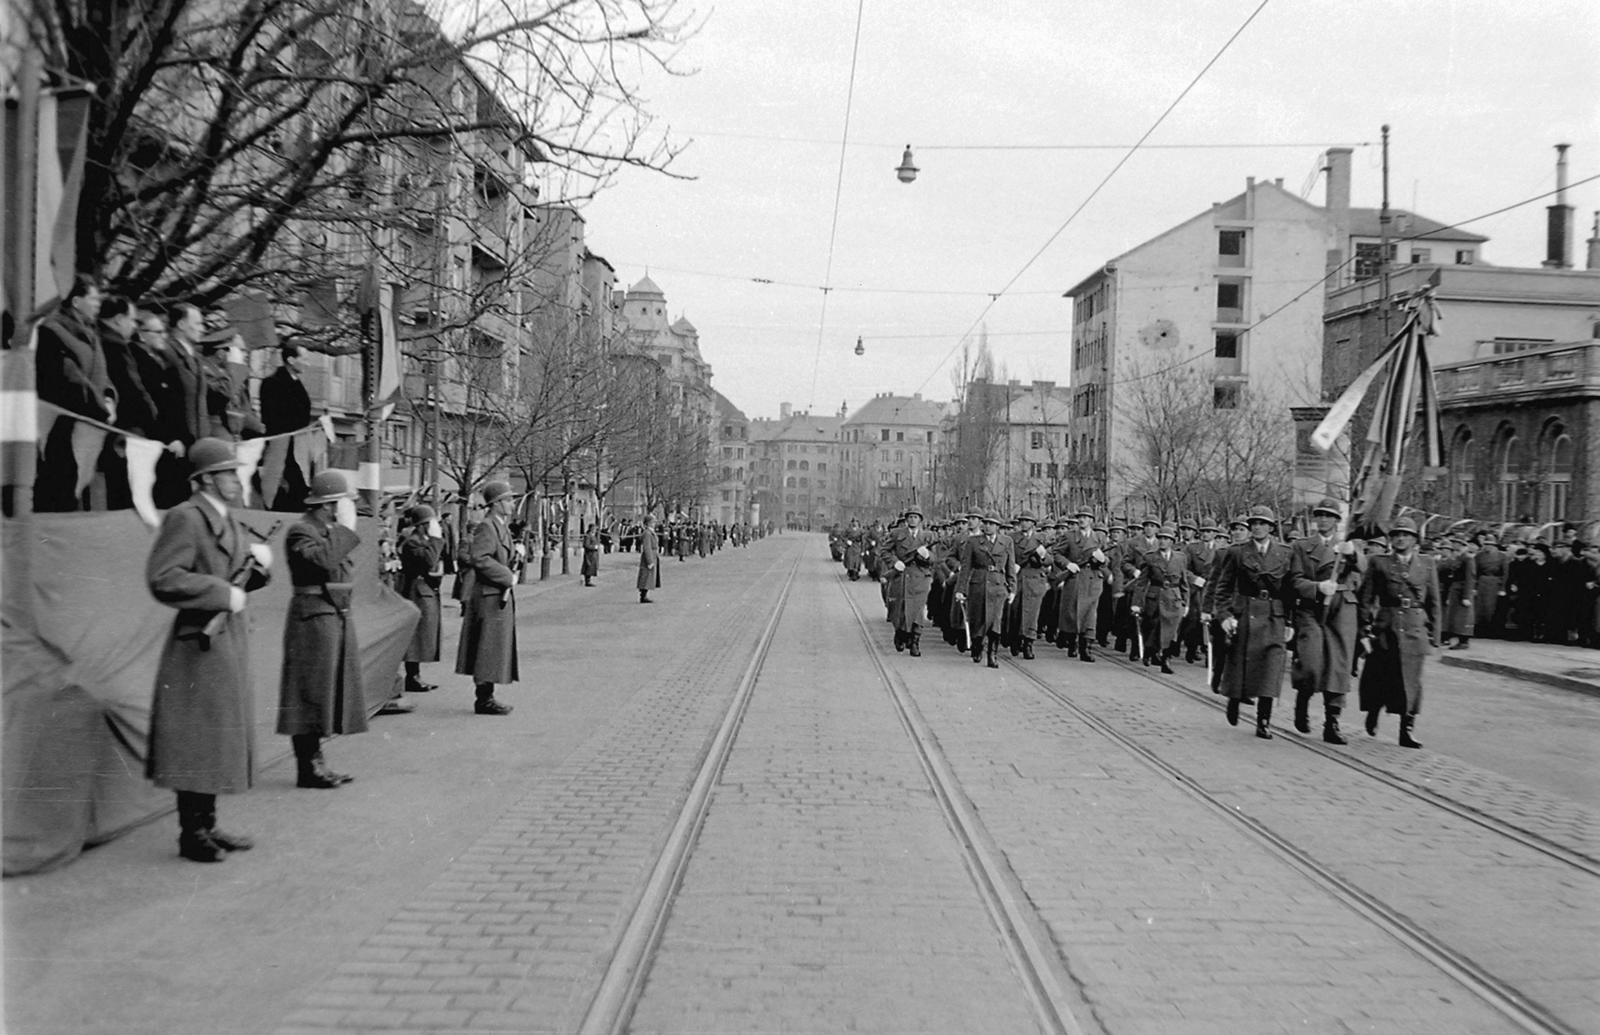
[780,402,791,419]
[1324,148,1352,215]
[1544,144,1574,269]
[1587,211,1600,271]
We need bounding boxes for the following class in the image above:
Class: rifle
[202,519,284,641]
[957,597,970,652]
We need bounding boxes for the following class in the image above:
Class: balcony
[1434,341,1600,407]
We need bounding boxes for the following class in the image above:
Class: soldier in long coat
[1116,519,1160,655]
[1472,531,1507,638]
[399,504,445,694]
[1129,525,1191,674]
[455,481,519,714]
[1179,527,1216,664]
[637,513,661,603]
[1008,512,1050,659]
[146,438,272,862]
[842,519,864,580]
[956,510,1016,668]
[883,504,936,656]
[1357,518,1439,748]
[1215,506,1296,738]
[1288,499,1363,745]
[1441,538,1477,648]
[1096,525,1125,648]
[278,470,369,786]
[1053,509,1112,662]
[580,525,601,586]
[1203,518,1250,693]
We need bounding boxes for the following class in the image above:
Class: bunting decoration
[123,436,166,527]
[234,437,266,507]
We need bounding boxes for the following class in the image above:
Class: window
[1354,241,1397,280]
[1547,425,1573,522]
[1218,229,1246,267]
[926,431,934,443]
[896,431,904,442]
[1031,431,1044,449]
[1410,248,1431,264]
[1214,332,1239,359]
[786,459,796,470]
[1494,427,1520,521]
[1213,383,1241,409]
[1450,427,1475,514]
[880,428,890,442]
[799,477,809,488]
[1456,249,1475,265]
[799,460,809,471]
[1029,463,1042,478]
[721,490,731,502]
[881,450,889,462]
[722,446,732,458]
[785,476,796,488]
[786,495,795,504]
[817,462,826,473]
[894,471,902,487]
[894,450,903,462]
[1216,279,1245,322]
[723,425,732,437]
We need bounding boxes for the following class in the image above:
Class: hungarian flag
[357,262,402,421]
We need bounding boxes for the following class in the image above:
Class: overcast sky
[575,0,1598,422]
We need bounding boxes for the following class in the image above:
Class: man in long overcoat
[1215,506,1297,738]
[278,471,369,788]
[883,504,936,656]
[637,513,661,603]
[1202,517,1250,693]
[455,480,519,714]
[842,519,864,580]
[1357,517,1439,748]
[1441,538,1478,649]
[1129,525,1191,674]
[1006,512,1050,660]
[399,504,445,694]
[580,525,601,586]
[145,437,272,862]
[1054,509,1112,662]
[957,510,1016,668]
[1179,526,1216,664]
[1472,531,1507,638]
[1288,499,1363,745]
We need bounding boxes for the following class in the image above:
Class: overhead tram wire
[681,129,1372,152]
[913,0,1277,396]
[807,0,868,411]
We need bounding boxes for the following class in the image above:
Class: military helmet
[1311,497,1343,518]
[481,480,514,504]
[187,436,242,477]
[403,503,436,526]
[1246,505,1278,527]
[1156,523,1178,540]
[305,470,357,504]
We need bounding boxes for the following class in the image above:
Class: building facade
[838,393,948,522]
[963,379,1075,518]
[749,406,843,529]
[712,391,752,525]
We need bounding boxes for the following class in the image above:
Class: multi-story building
[712,391,752,525]
[838,393,948,522]
[749,405,843,530]
[962,379,1075,518]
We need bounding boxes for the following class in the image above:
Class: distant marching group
[826,498,1526,753]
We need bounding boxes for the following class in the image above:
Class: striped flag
[1349,290,1445,534]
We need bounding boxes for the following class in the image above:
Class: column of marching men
[144,436,772,863]
[835,497,1456,753]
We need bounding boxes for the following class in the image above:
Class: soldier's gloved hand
[1035,544,1049,559]
[1007,592,1016,604]
[228,586,247,613]
[1285,627,1296,643]
[427,519,442,538]
[954,592,966,602]
[1091,549,1107,564]
[1200,612,1211,623]
[335,497,358,531]
[248,543,274,568]
[1130,605,1142,614]
[1191,574,1205,587]
[894,560,906,572]
[1317,578,1339,595]
[1337,541,1357,555]
[1221,616,1238,636]
[1065,562,1080,574]
[917,546,930,559]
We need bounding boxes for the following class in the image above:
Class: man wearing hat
[1178,525,1217,665]
[1116,521,1159,657]
[1128,524,1191,674]
[1288,499,1363,744]
[455,480,519,715]
[1440,536,1478,650]
[399,504,447,694]
[883,504,936,656]
[637,512,661,603]
[1214,506,1296,738]
[1053,509,1112,662]
[1096,524,1125,650]
[278,470,374,790]
[198,314,263,440]
[956,510,1016,668]
[146,437,274,861]
[1201,517,1250,693]
[1003,511,1049,659]
[1357,517,1439,748]
[1472,529,1508,639]
[842,518,864,581]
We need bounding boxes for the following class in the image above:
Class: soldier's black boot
[201,791,253,852]
[986,634,999,668]
[404,661,435,693]
[1398,714,1422,749]
[1293,690,1313,735]
[972,638,983,663]
[176,791,228,862]
[1159,646,1174,675]
[1255,699,1274,740]
[1065,635,1077,657]
[909,631,922,657]
[1226,697,1240,726]
[1323,706,1348,745]
[1079,636,1096,663]
[294,735,343,789]
[1022,638,1035,660]
[474,682,513,716]
[1365,709,1380,736]
[894,630,906,652]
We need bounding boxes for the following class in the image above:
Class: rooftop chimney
[1587,211,1600,271]
[780,402,791,419]
[1545,144,1575,269]
[1324,148,1352,215]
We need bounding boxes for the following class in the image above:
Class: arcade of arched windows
[1443,413,1586,524]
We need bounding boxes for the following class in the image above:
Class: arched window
[1449,426,1474,515]
[1545,420,1573,521]
[1493,425,1520,521]
[785,476,796,488]
[799,460,809,471]
[786,459,796,470]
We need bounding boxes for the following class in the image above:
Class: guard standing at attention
[1357,517,1439,748]
[956,509,1016,668]
[580,524,601,587]
[1288,499,1363,745]
[278,470,368,788]
[1214,506,1295,738]
[637,513,661,603]
[145,437,273,862]
[399,504,446,695]
[455,480,518,715]
[1054,508,1112,662]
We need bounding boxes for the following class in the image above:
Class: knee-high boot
[1293,690,1313,734]
[1255,698,1274,739]
[176,791,227,862]
[1399,714,1422,749]
[1323,703,1348,745]
[1079,635,1095,662]
[986,633,999,668]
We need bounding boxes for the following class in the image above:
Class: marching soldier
[884,504,936,656]
[1202,518,1248,692]
[1288,499,1363,745]
[1009,511,1050,659]
[1097,524,1125,649]
[1214,506,1295,738]
[455,480,518,715]
[1116,519,1160,656]
[842,518,864,580]
[956,509,1016,668]
[399,504,446,695]
[1179,525,1217,664]
[1357,517,1439,748]
[1129,523,1191,674]
[1053,508,1112,662]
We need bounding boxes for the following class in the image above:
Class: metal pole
[1379,124,1392,345]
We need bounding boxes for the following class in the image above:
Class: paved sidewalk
[1439,638,1600,696]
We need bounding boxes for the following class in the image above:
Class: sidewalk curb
[1438,655,1600,699]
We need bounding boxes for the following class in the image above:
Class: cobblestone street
[9,534,1599,1035]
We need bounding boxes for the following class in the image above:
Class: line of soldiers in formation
[142,435,764,863]
[830,498,1454,751]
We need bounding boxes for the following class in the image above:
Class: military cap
[1311,497,1343,518]
[481,480,514,504]
[904,503,924,518]
[1200,524,1222,535]
[1156,523,1178,540]
[981,509,1002,524]
[1388,517,1419,537]
[1140,515,1161,527]
[1246,505,1278,526]
[1015,510,1036,524]
[1228,514,1251,530]
[305,470,357,504]
[966,509,985,520]
[403,503,437,526]
[1177,519,1197,531]
[187,436,242,477]
[1107,523,1125,534]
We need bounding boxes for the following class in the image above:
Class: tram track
[997,649,1590,1035]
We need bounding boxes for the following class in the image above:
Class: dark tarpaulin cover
[3,509,418,876]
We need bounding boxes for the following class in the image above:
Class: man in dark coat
[842,519,864,580]
[1472,532,1508,638]
[1288,499,1364,745]
[278,471,369,787]
[258,343,314,511]
[145,438,272,862]
[1441,538,1478,649]
[1129,524,1191,675]
[1357,518,1440,748]
[1007,511,1050,660]
[580,525,601,586]
[1203,517,1251,693]
[883,504,936,656]
[1548,540,1590,645]
[637,513,661,603]
[1054,509,1112,662]
[1179,526,1217,664]
[34,278,117,511]
[1215,506,1297,738]
[456,481,519,713]
[956,510,1016,668]
[399,504,446,694]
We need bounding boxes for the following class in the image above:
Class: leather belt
[291,586,323,596]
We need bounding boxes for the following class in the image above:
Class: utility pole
[1379,124,1392,345]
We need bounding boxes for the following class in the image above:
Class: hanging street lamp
[854,335,865,356]
[895,145,918,184]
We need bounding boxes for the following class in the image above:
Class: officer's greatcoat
[455,513,520,684]
[278,511,368,736]
[1288,536,1362,700]
[1358,551,1440,715]
[1216,539,1296,701]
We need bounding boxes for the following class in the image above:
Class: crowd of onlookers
[1440,529,1600,649]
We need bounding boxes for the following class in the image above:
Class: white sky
[575,0,1599,421]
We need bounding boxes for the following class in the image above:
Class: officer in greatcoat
[277,470,369,788]
[956,509,1016,668]
[1007,511,1050,659]
[580,525,601,587]
[455,480,518,715]
[1472,530,1508,638]
[637,513,661,603]
[1053,509,1112,662]
[1357,517,1439,748]
[842,519,864,580]
[1288,499,1363,745]
[1441,537,1477,649]
[1129,524,1191,674]
[399,504,446,695]
[1116,519,1161,656]
[145,437,273,862]
[1202,517,1251,693]
[884,504,936,656]
[1215,506,1296,738]
[1179,526,1217,664]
